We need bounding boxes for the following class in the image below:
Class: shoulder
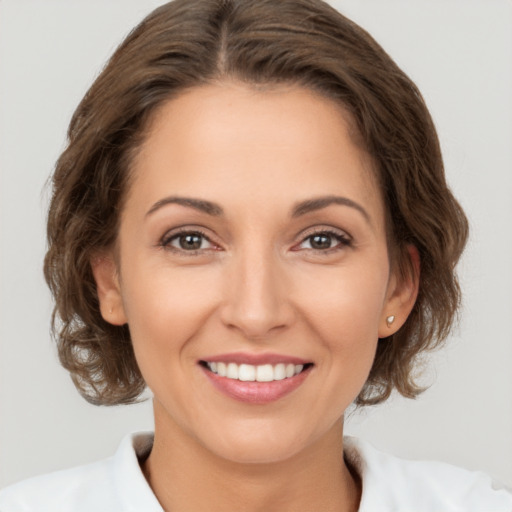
[0,458,116,512]
[344,436,512,512]
[0,432,161,512]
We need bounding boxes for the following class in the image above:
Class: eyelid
[293,226,353,252]
[159,226,220,254]
[299,225,352,241]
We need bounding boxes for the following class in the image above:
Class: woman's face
[96,82,414,463]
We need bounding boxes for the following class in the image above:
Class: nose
[219,247,295,340]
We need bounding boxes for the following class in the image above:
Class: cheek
[296,257,389,384]
[120,262,220,369]
[296,257,389,338]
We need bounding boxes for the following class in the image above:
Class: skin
[93,82,419,512]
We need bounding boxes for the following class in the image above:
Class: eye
[296,229,352,252]
[161,229,216,253]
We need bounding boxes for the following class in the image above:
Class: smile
[199,356,314,404]
[203,362,307,382]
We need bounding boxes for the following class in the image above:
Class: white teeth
[217,362,227,377]
[256,364,274,382]
[274,363,286,381]
[238,364,256,381]
[205,361,307,382]
[226,363,238,379]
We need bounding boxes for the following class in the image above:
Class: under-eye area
[199,361,314,382]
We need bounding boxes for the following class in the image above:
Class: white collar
[119,432,512,512]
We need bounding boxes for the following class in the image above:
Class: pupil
[180,234,202,250]
[311,234,331,249]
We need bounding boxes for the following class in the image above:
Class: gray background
[1,0,511,488]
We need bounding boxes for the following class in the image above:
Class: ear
[378,245,420,338]
[90,252,127,326]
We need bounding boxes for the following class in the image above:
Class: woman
[1,0,511,510]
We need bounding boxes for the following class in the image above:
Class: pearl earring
[386,315,395,327]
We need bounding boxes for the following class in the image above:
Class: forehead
[128,82,384,226]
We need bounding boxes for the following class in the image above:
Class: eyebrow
[146,196,224,217]
[146,194,371,224]
[292,195,371,224]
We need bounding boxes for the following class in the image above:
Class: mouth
[198,355,314,404]
[199,361,313,382]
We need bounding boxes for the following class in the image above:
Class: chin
[212,437,305,465]
[197,419,325,465]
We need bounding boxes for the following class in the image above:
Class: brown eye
[309,234,334,249]
[297,230,352,252]
[162,230,214,252]
[177,233,203,250]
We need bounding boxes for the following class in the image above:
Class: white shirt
[1,432,511,511]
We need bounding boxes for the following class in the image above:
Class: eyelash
[295,228,352,254]
[160,227,215,256]
[159,227,352,256]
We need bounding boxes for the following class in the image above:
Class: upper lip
[199,352,311,366]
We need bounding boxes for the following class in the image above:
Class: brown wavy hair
[44,0,468,406]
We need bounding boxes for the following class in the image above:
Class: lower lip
[201,365,312,404]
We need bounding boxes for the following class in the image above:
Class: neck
[141,407,361,512]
